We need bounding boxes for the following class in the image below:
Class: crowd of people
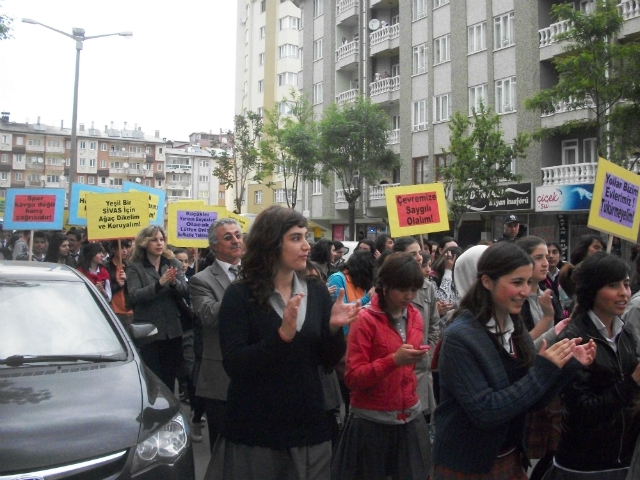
[4,209,640,479]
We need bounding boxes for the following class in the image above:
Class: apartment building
[165,145,226,206]
[235,0,309,219]
[292,0,640,248]
[0,113,166,207]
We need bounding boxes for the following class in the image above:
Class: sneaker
[191,421,203,443]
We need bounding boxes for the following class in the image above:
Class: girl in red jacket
[331,252,431,480]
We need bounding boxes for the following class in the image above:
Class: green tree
[439,102,529,238]
[260,93,323,210]
[317,96,399,240]
[525,0,640,164]
[0,5,12,41]
[212,112,266,214]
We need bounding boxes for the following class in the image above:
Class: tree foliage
[260,92,323,210]
[0,5,12,41]
[525,0,640,164]
[317,96,399,240]
[212,112,266,214]
[439,102,529,237]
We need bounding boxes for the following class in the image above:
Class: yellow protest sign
[384,183,449,237]
[588,158,640,243]
[167,203,248,247]
[86,192,150,240]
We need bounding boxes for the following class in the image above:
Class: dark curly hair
[570,234,605,265]
[241,205,308,308]
[78,242,105,270]
[340,250,375,291]
[310,239,333,265]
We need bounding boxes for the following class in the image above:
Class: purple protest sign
[176,210,219,240]
[599,173,638,228]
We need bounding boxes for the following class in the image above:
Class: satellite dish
[40,175,46,181]
[135,177,141,183]
[369,19,380,31]
[37,157,43,164]
[59,175,65,182]
[123,162,129,168]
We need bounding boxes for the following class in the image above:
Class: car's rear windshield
[0,280,126,359]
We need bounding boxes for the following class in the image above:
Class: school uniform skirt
[431,450,527,480]
[330,413,431,480]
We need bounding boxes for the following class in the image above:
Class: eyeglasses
[222,233,243,242]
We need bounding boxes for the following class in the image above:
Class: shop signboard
[534,184,594,212]
[467,183,532,212]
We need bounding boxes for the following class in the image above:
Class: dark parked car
[0,261,195,479]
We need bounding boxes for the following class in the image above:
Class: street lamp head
[22,18,38,24]
[119,32,133,38]
[72,27,85,38]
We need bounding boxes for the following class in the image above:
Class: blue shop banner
[535,184,594,212]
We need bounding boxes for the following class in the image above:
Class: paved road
[180,402,211,480]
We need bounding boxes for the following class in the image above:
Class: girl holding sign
[77,243,111,302]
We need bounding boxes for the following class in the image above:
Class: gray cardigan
[126,255,187,340]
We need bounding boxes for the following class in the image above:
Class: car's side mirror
[130,323,158,339]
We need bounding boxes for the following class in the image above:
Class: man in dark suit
[189,218,243,451]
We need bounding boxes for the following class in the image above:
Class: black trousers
[203,398,227,453]
[139,336,183,392]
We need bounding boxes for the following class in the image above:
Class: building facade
[291,0,640,248]
[0,113,166,208]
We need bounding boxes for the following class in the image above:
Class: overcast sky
[0,0,237,142]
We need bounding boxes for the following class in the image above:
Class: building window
[218,191,225,200]
[562,139,579,165]
[99,177,107,185]
[468,22,487,54]
[259,52,265,66]
[89,158,96,167]
[66,158,70,166]
[244,81,248,96]
[580,0,596,14]
[434,153,450,180]
[255,190,263,204]
[260,26,266,38]
[273,188,293,203]
[412,99,428,132]
[89,142,96,150]
[468,83,488,115]
[313,0,323,17]
[16,136,24,146]
[0,154,7,162]
[100,160,106,168]
[258,80,264,92]
[261,0,266,12]
[245,55,249,70]
[157,164,163,171]
[312,179,322,195]
[434,34,450,65]
[28,138,41,146]
[434,93,452,122]
[78,176,85,184]
[46,140,60,147]
[145,180,151,186]
[494,12,515,50]
[257,107,264,118]
[1,135,7,144]
[199,190,209,198]
[100,142,107,151]
[433,0,449,8]
[199,175,208,182]
[159,147,163,154]
[110,178,123,186]
[413,0,427,21]
[584,138,597,163]
[15,172,23,181]
[413,157,429,184]
[313,82,323,105]
[412,43,428,75]
[313,38,323,61]
[495,76,516,114]
[79,141,86,149]
[88,176,95,184]
[0,172,7,180]
[278,72,298,86]
[15,154,24,163]
[279,16,300,30]
[79,158,86,166]
[279,44,299,58]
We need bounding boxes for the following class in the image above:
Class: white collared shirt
[588,310,624,352]
[487,316,515,354]
[216,259,241,282]
[269,273,308,331]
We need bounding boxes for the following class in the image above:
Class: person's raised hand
[159,267,177,287]
[554,318,571,335]
[539,338,576,368]
[393,344,428,366]
[572,338,596,366]
[444,252,456,270]
[539,289,555,317]
[329,288,360,334]
[280,293,304,342]
[328,285,337,296]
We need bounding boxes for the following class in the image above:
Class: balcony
[336,0,358,24]
[619,0,640,20]
[46,146,65,154]
[337,89,358,105]
[542,160,640,186]
[370,76,400,106]
[0,142,11,151]
[369,24,400,56]
[166,164,192,172]
[168,195,191,202]
[25,163,44,171]
[128,168,145,176]
[167,181,192,188]
[369,183,399,208]
[336,40,358,70]
[335,189,361,210]
[540,97,595,128]
[109,168,127,174]
[26,144,45,152]
[0,177,10,187]
[538,19,571,61]
[109,150,129,158]
[387,129,400,145]
[129,152,146,159]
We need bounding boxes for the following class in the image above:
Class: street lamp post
[22,19,132,199]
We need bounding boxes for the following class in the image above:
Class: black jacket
[555,312,640,471]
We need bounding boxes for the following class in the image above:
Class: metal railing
[370,75,400,96]
[370,24,399,47]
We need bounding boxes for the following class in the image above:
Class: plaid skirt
[525,396,562,459]
[431,451,527,480]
